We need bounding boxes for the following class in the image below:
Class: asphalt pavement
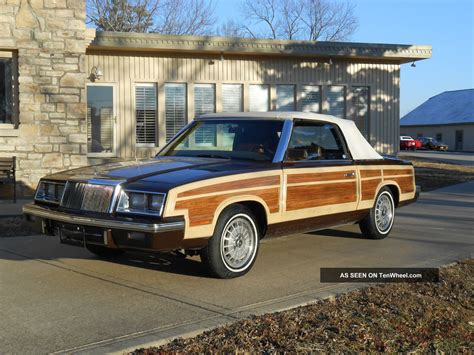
[0,182,473,353]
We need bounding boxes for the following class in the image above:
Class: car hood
[44,156,277,192]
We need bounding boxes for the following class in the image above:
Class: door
[86,84,116,157]
[282,119,358,223]
[455,130,463,151]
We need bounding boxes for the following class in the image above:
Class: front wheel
[359,187,395,239]
[200,204,260,279]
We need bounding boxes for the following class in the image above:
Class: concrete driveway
[398,150,474,165]
[1,182,473,353]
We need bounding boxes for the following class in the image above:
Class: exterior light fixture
[411,61,416,67]
[209,60,215,65]
[89,66,103,81]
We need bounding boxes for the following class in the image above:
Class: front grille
[60,182,115,213]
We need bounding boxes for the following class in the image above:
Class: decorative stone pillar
[0,0,87,195]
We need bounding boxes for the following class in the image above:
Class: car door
[282,119,359,225]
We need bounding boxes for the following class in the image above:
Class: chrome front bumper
[23,203,184,233]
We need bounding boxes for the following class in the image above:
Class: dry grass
[410,159,474,192]
[134,260,474,353]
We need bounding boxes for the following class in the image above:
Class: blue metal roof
[400,89,474,126]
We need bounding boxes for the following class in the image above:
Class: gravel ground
[134,260,474,353]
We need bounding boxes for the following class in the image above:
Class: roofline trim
[86,30,432,63]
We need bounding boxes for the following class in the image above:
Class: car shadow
[104,250,209,278]
[307,228,364,239]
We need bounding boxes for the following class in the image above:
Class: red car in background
[400,136,418,150]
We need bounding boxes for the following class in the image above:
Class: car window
[286,121,349,161]
[160,119,284,162]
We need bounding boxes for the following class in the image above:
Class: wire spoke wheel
[220,214,257,272]
[375,192,394,233]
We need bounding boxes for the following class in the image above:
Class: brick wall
[0,0,87,194]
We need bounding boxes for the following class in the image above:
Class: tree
[154,0,216,35]
[216,19,248,38]
[86,0,216,35]
[240,0,358,41]
[86,0,159,32]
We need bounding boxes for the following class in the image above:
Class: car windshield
[159,119,284,162]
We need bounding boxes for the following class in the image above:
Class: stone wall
[0,0,87,194]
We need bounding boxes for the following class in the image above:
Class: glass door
[86,84,116,156]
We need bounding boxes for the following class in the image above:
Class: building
[0,0,431,194]
[400,89,474,151]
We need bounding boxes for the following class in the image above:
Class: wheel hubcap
[375,193,394,233]
[221,215,256,271]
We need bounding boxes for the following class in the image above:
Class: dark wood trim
[287,170,355,184]
[265,210,369,238]
[360,169,381,178]
[178,175,280,198]
[286,181,357,210]
[176,187,280,226]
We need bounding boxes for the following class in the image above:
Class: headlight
[116,190,166,216]
[35,180,66,204]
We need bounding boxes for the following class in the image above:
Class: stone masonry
[0,0,87,194]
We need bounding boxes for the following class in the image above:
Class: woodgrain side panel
[175,187,280,226]
[286,181,357,211]
[361,178,382,201]
[178,175,280,198]
[360,169,381,178]
[383,168,413,177]
[287,170,355,184]
[391,176,415,193]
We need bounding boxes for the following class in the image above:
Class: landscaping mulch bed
[411,158,474,192]
[134,260,474,353]
[0,216,36,238]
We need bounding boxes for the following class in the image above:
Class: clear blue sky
[215,0,474,116]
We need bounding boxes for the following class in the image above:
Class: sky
[214,0,474,116]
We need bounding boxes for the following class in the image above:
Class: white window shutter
[135,84,156,145]
[276,85,295,111]
[165,83,187,142]
[249,84,269,112]
[222,84,243,113]
[327,86,346,118]
[301,85,321,113]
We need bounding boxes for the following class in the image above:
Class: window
[87,85,115,155]
[135,84,156,145]
[286,120,348,161]
[249,84,269,112]
[0,52,15,125]
[351,86,369,138]
[161,119,284,162]
[327,85,346,118]
[222,84,243,113]
[301,85,321,113]
[194,84,216,145]
[165,83,186,142]
[276,85,295,111]
[435,133,442,142]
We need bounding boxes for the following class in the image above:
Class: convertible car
[24,113,420,278]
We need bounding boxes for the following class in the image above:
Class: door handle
[344,172,355,177]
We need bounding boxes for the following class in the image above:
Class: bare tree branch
[240,0,357,41]
[216,19,248,38]
[154,0,216,35]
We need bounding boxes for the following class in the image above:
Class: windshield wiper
[196,154,231,160]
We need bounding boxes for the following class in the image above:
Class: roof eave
[86,30,432,63]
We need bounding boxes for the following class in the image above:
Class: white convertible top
[200,112,383,160]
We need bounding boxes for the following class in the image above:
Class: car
[400,136,417,150]
[24,112,420,279]
[413,138,423,150]
[419,137,448,151]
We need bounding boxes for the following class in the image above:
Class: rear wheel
[359,187,395,239]
[200,204,260,279]
[86,244,124,258]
